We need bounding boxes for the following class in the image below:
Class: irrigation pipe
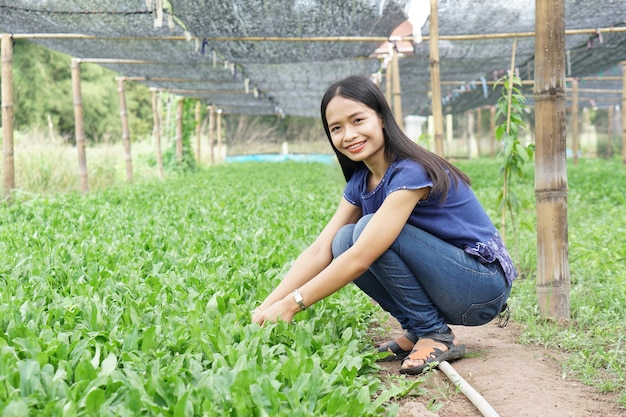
[438,361,500,417]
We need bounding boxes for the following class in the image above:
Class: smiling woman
[253,75,516,376]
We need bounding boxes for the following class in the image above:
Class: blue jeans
[331,214,511,339]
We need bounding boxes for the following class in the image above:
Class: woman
[252,75,516,374]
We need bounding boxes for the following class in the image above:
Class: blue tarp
[225,154,336,164]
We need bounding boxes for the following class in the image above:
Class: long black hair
[320,75,470,199]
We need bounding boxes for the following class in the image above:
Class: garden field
[1,158,624,416]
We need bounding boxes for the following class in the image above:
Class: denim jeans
[331,214,511,338]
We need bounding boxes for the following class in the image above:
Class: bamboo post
[476,107,483,156]
[71,59,89,195]
[622,63,626,166]
[117,78,133,181]
[429,0,445,157]
[467,110,478,159]
[195,101,202,163]
[216,108,223,162]
[490,106,496,157]
[47,115,54,141]
[150,88,164,179]
[533,0,570,319]
[208,105,215,165]
[2,34,15,200]
[607,105,613,159]
[385,51,393,106]
[175,98,184,163]
[391,45,404,131]
[571,78,579,165]
[445,114,453,143]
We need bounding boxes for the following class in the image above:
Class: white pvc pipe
[438,361,501,417]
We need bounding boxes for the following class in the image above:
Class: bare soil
[373,319,625,417]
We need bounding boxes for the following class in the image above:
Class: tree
[7,40,152,142]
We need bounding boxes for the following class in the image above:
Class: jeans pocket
[461,293,505,326]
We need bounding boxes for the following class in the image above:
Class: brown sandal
[375,331,418,362]
[399,333,465,375]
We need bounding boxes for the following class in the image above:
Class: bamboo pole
[2,34,15,200]
[622,63,626,166]
[391,46,404,131]
[150,88,164,179]
[571,79,579,165]
[607,105,613,159]
[467,110,478,159]
[476,107,483,156]
[490,106,496,157]
[208,105,215,165]
[385,51,393,106]
[533,0,570,319]
[195,101,202,163]
[216,108,223,162]
[71,59,89,195]
[47,115,54,141]
[500,39,518,243]
[429,0,445,157]
[117,78,133,181]
[11,24,626,42]
[175,98,184,163]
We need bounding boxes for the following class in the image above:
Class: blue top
[343,158,517,285]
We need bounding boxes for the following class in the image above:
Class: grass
[0,143,625,414]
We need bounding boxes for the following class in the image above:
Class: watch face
[293,290,306,309]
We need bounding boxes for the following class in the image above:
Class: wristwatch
[293,289,307,310]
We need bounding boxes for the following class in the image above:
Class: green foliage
[0,162,423,416]
[1,159,624,413]
[493,72,535,257]
[6,40,152,143]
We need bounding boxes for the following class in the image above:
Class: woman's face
[325,96,385,164]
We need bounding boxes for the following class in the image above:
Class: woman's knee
[332,224,356,258]
[353,214,374,240]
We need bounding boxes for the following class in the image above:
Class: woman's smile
[346,140,367,153]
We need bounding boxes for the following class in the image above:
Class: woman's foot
[400,331,465,374]
[375,331,418,362]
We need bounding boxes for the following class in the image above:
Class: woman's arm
[253,197,362,316]
[254,187,427,324]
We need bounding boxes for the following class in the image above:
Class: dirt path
[374,319,625,417]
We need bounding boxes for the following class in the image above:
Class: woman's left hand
[251,298,297,325]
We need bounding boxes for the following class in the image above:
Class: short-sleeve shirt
[343,158,517,285]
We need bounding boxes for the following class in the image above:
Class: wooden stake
[151,89,164,179]
[117,78,133,181]
[571,79,579,165]
[175,98,184,163]
[195,101,202,163]
[429,0,445,157]
[71,59,89,195]
[216,108,223,162]
[1,34,15,200]
[208,105,215,165]
[385,51,392,107]
[47,114,55,141]
[607,105,613,159]
[622,63,626,166]
[391,46,404,130]
[490,106,496,157]
[476,107,483,156]
[533,0,570,319]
